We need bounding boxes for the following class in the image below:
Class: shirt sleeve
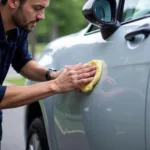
[12,32,33,73]
[0,86,6,102]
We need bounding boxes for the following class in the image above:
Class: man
[0,0,96,145]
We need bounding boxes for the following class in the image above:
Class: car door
[146,70,150,150]
[52,0,150,150]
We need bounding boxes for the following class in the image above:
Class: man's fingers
[77,70,96,80]
[77,66,96,75]
[77,77,94,85]
[69,63,90,71]
[65,63,96,73]
[65,63,82,69]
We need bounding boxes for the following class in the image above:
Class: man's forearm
[0,81,57,109]
[0,63,97,109]
[20,60,57,81]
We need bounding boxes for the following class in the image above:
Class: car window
[122,0,150,22]
[86,25,99,33]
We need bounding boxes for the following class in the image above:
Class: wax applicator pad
[79,60,103,92]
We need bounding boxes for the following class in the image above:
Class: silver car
[24,0,150,149]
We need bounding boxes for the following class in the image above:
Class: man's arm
[0,64,96,109]
[20,60,57,81]
[0,80,57,109]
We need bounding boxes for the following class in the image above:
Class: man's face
[12,0,49,32]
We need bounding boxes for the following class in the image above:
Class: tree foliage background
[36,0,88,43]
[28,0,88,58]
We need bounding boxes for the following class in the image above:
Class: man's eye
[34,6,42,10]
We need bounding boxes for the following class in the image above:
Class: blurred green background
[28,0,88,58]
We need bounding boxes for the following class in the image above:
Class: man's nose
[37,12,45,21]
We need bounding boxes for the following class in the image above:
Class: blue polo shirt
[0,16,33,140]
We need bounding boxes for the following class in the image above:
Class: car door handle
[125,27,150,41]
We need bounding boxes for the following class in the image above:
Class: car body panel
[25,7,150,150]
[29,17,150,150]
[146,70,150,150]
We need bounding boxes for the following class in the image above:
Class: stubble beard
[12,7,33,33]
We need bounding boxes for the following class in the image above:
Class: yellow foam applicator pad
[79,60,103,92]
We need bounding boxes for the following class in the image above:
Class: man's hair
[1,0,26,5]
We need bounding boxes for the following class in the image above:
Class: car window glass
[86,25,99,33]
[122,0,150,22]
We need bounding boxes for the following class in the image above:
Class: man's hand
[0,64,95,109]
[51,64,96,93]
[49,70,58,79]
[51,64,81,79]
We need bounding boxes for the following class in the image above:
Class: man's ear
[7,0,20,9]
